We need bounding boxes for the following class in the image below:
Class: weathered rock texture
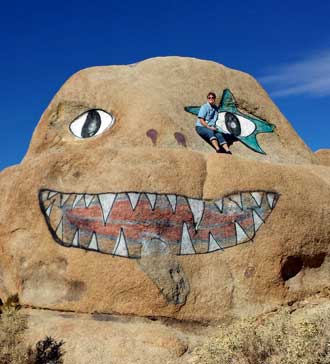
[24,309,197,364]
[316,149,330,166]
[0,57,329,324]
[23,295,330,364]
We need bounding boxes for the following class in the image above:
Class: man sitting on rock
[195,92,232,154]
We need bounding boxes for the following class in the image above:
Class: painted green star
[185,89,275,154]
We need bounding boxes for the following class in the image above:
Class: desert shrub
[27,336,65,364]
[0,297,29,364]
[0,296,65,364]
[189,305,330,364]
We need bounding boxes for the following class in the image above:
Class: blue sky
[1,0,330,170]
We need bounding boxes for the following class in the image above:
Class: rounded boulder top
[26,56,317,165]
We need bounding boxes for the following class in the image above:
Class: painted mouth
[39,190,279,258]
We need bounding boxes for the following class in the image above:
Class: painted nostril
[146,129,158,145]
[174,132,186,147]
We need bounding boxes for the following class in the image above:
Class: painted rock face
[0,57,329,320]
[39,189,278,258]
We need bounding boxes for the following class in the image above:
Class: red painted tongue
[65,199,241,243]
[67,199,194,239]
[68,199,192,223]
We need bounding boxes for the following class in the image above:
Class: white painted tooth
[235,222,250,244]
[188,198,204,229]
[214,199,223,212]
[98,193,116,224]
[113,229,129,257]
[167,194,177,213]
[267,193,276,209]
[127,193,140,211]
[229,194,243,209]
[45,202,53,217]
[208,233,223,252]
[41,191,49,202]
[72,229,80,247]
[73,194,84,208]
[252,210,264,233]
[180,223,195,255]
[251,192,263,207]
[48,191,58,199]
[43,200,52,211]
[55,217,63,241]
[84,194,94,207]
[88,232,99,251]
[146,193,157,210]
[60,194,71,207]
[52,212,64,234]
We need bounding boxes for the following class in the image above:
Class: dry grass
[0,299,29,364]
[0,296,64,364]
[189,301,330,364]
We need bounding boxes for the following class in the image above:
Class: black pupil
[225,112,241,136]
[81,110,101,138]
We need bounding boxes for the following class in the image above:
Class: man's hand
[199,118,217,131]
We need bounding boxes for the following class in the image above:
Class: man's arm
[199,117,217,130]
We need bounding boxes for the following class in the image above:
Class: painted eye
[69,109,115,139]
[217,112,256,137]
[225,112,241,136]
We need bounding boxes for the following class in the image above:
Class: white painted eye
[216,112,256,137]
[69,109,115,139]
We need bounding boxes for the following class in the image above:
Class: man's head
[207,92,216,105]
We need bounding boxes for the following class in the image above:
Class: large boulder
[0,57,329,322]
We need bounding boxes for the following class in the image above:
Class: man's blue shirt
[195,102,218,127]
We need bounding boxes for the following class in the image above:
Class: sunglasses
[208,96,215,99]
